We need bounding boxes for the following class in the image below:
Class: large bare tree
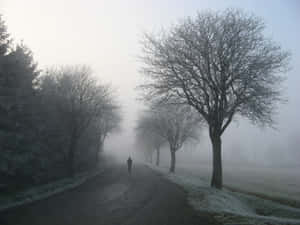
[140,9,290,188]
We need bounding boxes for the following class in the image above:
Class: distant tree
[137,105,200,172]
[135,129,157,164]
[136,116,165,166]
[140,9,290,188]
[91,86,121,163]
[152,132,164,166]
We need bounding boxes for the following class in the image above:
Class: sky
[0,0,299,166]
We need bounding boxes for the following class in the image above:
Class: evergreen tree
[0,15,40,186]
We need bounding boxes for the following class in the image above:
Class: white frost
[149,164,300,225]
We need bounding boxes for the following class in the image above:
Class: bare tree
[93,90,121,163]
[136,116,165,166]
[137,105,200,172]
[42,65,109,176]
[140,9,290,188]
[135,129,157,163]
[153,133,164,166]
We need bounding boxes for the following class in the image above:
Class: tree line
[136,104,201,172]
[137,9,290,189]
[0,15,121,191]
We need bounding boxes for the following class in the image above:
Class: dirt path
[0,162,219,225]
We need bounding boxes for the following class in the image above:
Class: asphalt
[0,161,220,225]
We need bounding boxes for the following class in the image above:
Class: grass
[225,185,300,209]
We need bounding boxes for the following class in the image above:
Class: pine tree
[0,15,40,185]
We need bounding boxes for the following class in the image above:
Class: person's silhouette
[127,157,133,174]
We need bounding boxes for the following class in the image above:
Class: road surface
[0,162,219,225]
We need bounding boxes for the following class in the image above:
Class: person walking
[127,157,133,174]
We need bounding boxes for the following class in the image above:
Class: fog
[1,0,299,167]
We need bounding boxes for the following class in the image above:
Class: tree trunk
[169,149,176,173]
[156,148,160,166]
[210,134,222,189]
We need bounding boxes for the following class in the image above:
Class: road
[0,161,219,225]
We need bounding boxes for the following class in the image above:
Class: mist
[1,1,300,225]
[1,0,299,169]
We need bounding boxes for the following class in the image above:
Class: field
[149,162,300,225]
[174,162,300,203]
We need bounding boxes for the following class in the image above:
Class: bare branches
[136,104,201,172]
[139,9,290,134]
[139,8,290,187]
[137,105,201,152]
[38,65,121,175]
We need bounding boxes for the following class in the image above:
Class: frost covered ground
[0,169,103,211]
[175,162,300,203]
[148,164,300,225]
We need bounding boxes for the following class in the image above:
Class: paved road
[0,162,219,225]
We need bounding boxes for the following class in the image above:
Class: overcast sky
[1,0,299,165]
